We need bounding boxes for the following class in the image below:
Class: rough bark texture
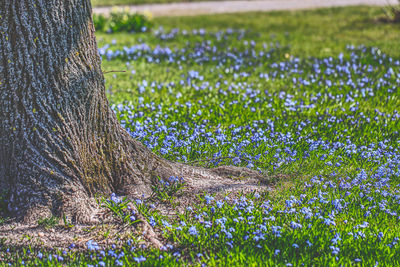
[0,0,171,223]
[0,0,267,224]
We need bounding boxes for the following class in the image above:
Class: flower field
[1,6,400,266]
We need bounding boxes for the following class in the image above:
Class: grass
[37,216,60,229]
[97,6,400,59]
[2,5,400,266]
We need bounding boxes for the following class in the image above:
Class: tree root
[136,213,164,249]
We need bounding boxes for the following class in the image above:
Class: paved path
[93,0,397,17]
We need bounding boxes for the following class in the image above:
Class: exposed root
[211,165,268,181]
[136,213,163,249]
[7,188,102,225]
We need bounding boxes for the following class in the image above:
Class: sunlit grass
[2,6,400,266]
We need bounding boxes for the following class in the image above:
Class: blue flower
[86,240,100,251]
[149,216,156,227]
[189,226,198,236]
[204,195,214,204]
[330,246,340,255]
[290,221,302,229]
[133,255,146,263]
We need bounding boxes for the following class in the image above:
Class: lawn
[2,5,400,266]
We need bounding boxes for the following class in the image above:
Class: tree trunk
[0,0,176,223]
[0,0,266,224]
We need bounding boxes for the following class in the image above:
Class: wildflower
[271,226,282,237]
[233,157,241,165]
[323,217,336,226]
[290,221,302,229]
[331,233,341,244]
[110,193,121,204]
[204,194,214,204]
[189,226,198,236]
[357,221,369,228]
[133,255,146,263]
[330,246,340,255]
[377,232,384,241]
[149,216,156,227]
[86,240,100,251]
[162,220,172,228]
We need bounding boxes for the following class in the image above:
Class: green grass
[2,6,400,266]
[37,216,60,229]
[97,6,400,59]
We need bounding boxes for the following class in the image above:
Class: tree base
[0,163,271,251]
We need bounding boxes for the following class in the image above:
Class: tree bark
[0,0,176,223]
